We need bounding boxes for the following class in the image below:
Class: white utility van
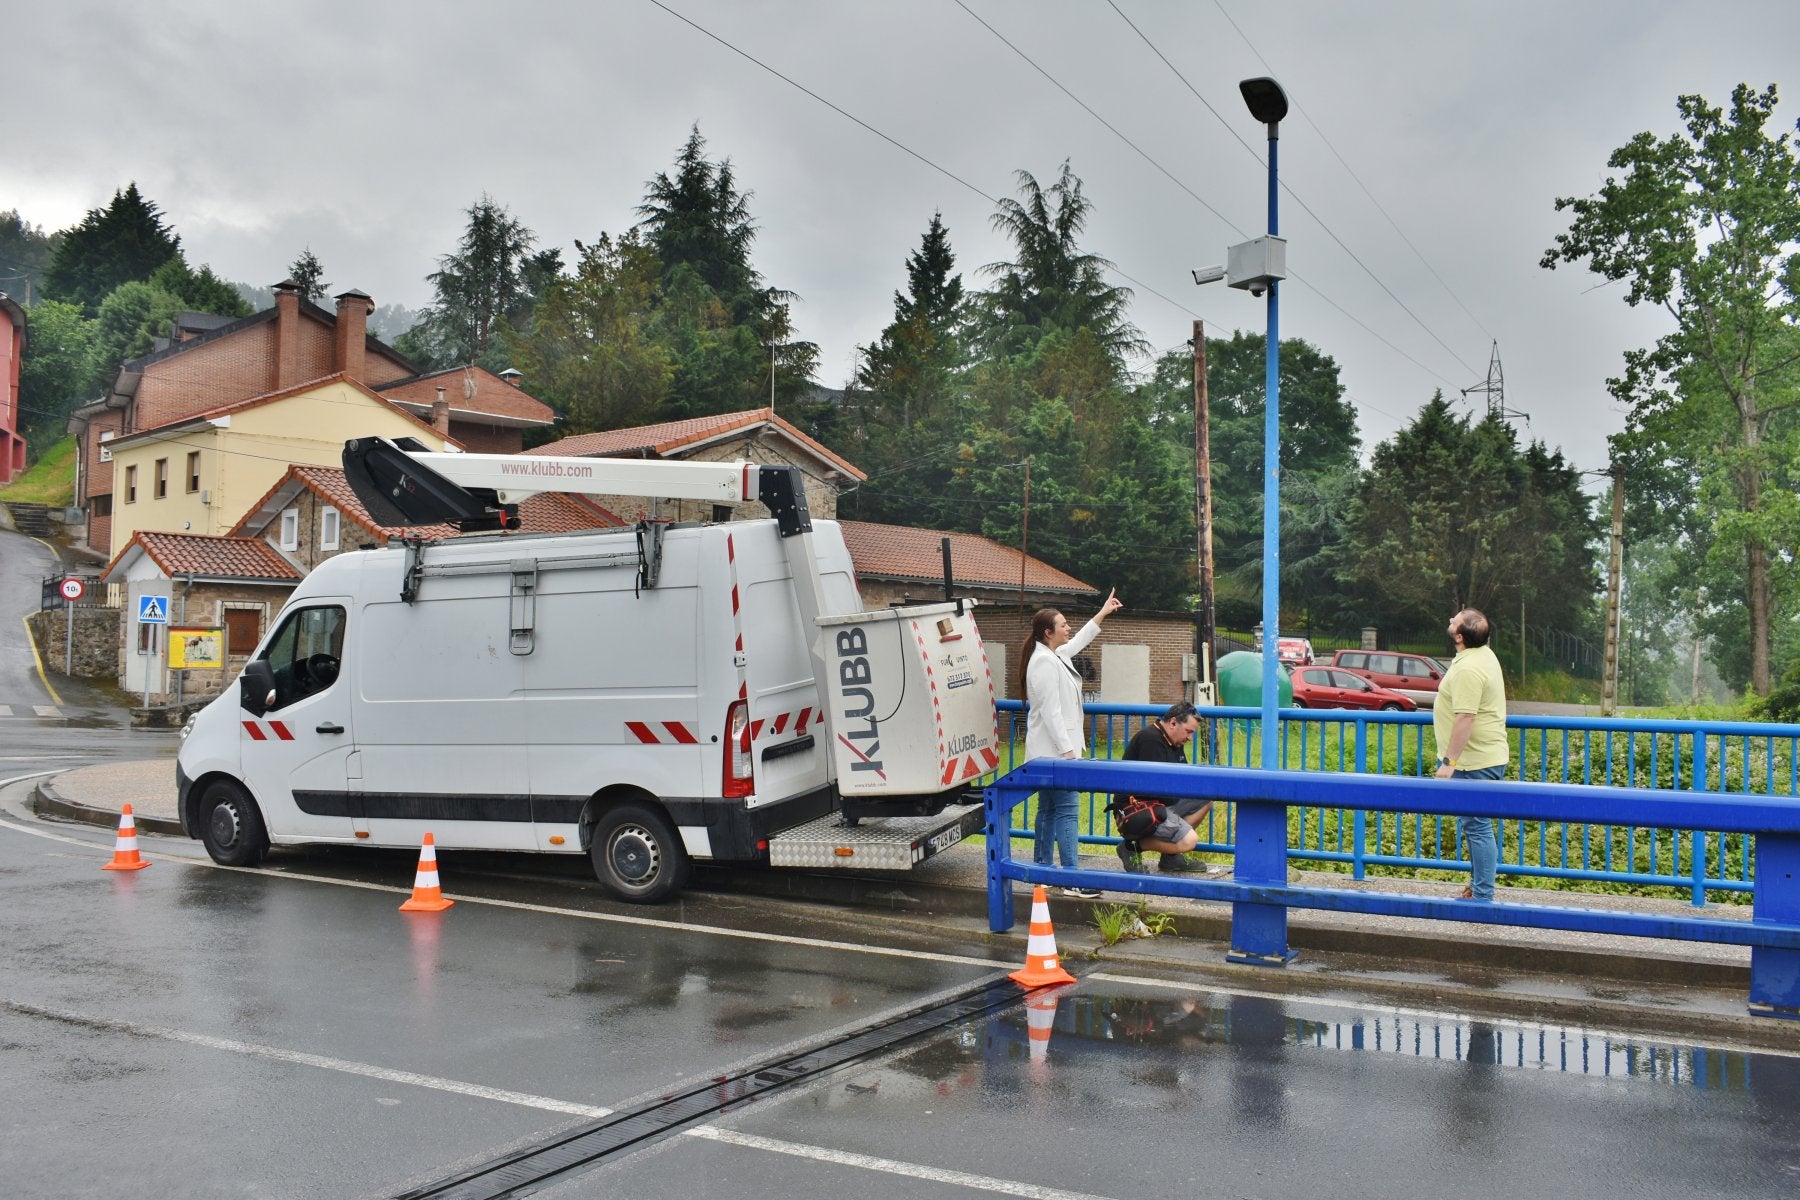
[175,439,997,901]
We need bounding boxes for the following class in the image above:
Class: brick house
[0,293,24,483]
[68,280,557,553]
[525,408,863,523]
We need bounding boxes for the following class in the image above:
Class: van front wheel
[200,780,268,867]
[591,802,690,903]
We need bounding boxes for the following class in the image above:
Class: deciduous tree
[1541,83,1800,694]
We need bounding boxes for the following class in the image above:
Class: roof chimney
[273,280,303,390]
[498,368,524,389]
[431,386,451,435]
[333,289,373,382]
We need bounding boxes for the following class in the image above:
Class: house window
[186,452,201,493]
[320,506,340,551]
[222,606,263,657]
[279,509,299,551]
[712,504,733,523]
[98,430,114,463]
[125,465,137,504]
[154,458,168,499]
[92,495,113,518]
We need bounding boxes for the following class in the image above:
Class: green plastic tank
[1215,650,1292,708]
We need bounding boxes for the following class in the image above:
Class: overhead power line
[644,0,1210,335]
[1196,0,1498,345]
[1098,0,1482,380]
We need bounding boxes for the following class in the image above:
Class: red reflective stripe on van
[242,721,266,741]
[772,712,789,735]
[626,721,658,743]
[963,756,980,780]
[941,759,959,786]
[664,722,698,744]
[269,721,294,741]
[751,719,765,740]
[795,707,812,734]
[981,747,999,769]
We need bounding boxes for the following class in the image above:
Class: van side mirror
[240,660,277,715]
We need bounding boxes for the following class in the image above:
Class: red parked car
[1289,665,1417,711]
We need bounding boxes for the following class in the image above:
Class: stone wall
[27,606,120,679]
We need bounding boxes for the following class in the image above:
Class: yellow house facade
[105,373,455,555]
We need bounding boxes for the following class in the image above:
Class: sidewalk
[33,756,1765,993]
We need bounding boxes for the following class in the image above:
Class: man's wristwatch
[1436,756,1454,769]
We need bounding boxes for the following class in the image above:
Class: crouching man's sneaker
[1158,854,1203,873]
[1116,843,1147,874]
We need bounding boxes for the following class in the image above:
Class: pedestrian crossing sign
[137,595,169,624]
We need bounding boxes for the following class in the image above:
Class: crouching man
[1109,702,1220,874]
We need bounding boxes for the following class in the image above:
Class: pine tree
[288,248,329,302]
[44,183,182,315]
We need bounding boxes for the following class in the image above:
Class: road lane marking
[18,615,62,707]
[0,807,1005,969]
[684,1127,1117,1200]
[0,705,10,717]
[1,1000,613,1117]
[2,999,1118,1200]
[32,705,61,718]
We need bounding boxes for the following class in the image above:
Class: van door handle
[316,722,345,735]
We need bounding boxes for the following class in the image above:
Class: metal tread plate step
[767,803,983,870]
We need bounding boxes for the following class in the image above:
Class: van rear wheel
[591,802,689,903]
[200,780,268,867]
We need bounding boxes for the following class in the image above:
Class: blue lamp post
[1240,77,1288,771]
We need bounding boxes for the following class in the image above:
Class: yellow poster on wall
[169,627,225,670]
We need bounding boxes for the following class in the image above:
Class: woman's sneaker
[1060,885,1104,899]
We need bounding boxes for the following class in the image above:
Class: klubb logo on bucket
[835,626,883,778]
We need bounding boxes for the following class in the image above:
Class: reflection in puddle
[993,992,1759,1091]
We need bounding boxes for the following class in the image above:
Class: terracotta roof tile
[837,520,1092,594]
[107,531,303,582]
[375,366,555,426]
[527,407,865,480]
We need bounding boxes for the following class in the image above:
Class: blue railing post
[985,784,1015,933]
[1748,832,1800,1019]
[1226,797,1297,965]
[1353,719,1369,881]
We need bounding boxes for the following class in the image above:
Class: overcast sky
[8,1,1797,479]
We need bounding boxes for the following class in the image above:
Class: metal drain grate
[395,975,1040,1199]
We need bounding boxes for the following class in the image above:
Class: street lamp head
[1239,77,1288,130]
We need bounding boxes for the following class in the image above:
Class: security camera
[1248,283,1267,298]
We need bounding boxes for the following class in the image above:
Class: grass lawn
[0,437,77,506]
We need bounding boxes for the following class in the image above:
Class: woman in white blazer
[1019,589,1123,897]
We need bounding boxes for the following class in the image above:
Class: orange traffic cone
[399,832,454,912]
[101,804,151,871]
[1009,885,1076,987]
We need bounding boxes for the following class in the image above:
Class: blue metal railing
[987,701,1800,905]
[983,757,1800,1018]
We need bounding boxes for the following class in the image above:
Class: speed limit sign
[58,577,85,602]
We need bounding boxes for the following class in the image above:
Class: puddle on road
[987,991,1772,1092]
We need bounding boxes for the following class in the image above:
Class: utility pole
[1600,464,1624,716]
[1193,320,1216,705]
[1018,457,1031,612]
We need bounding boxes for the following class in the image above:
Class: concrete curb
[697,861,1752,989]
[32,777,185,838]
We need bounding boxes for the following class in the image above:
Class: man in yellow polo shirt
[1432,608,1508,901]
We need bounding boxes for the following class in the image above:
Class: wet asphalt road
[5,791,1800,1200]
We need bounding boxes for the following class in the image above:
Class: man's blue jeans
[1033,788,1081,868]
[1455,765,1505,900]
